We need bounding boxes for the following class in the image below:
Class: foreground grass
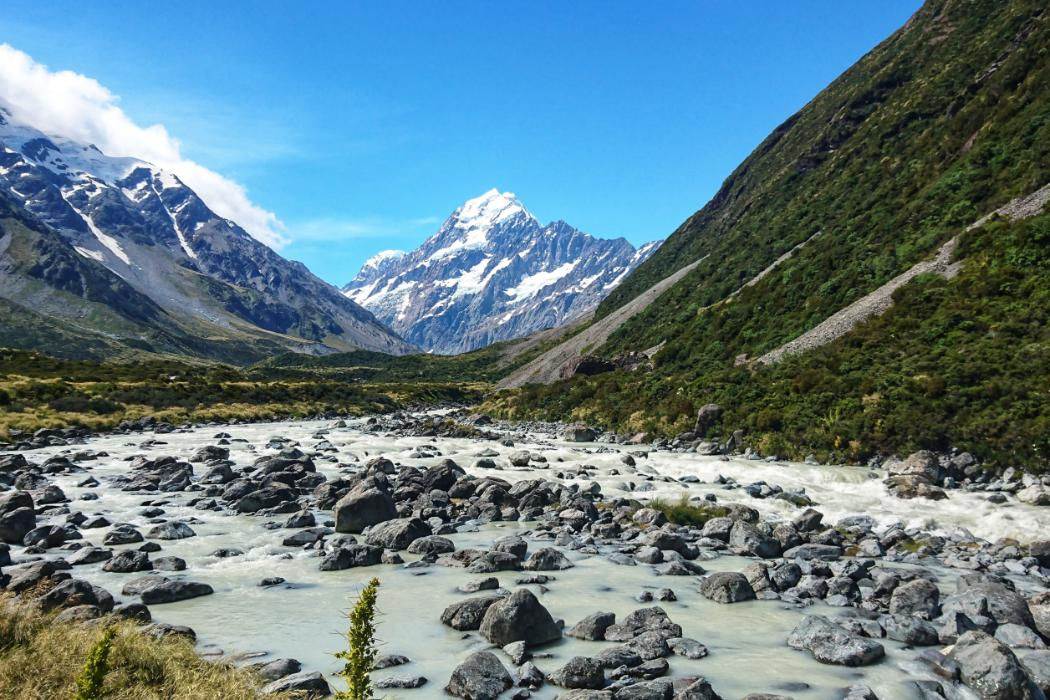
[0,597,290,700]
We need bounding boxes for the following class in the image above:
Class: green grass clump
[335,577,380,700]
[648,497,728,527]
[0,596,291,700]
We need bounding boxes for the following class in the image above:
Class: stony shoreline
[2,410,1050,699]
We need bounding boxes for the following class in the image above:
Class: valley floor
[2,412,1050,698]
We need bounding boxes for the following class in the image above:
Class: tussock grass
[648,496,728,527]
[0,597,293,700]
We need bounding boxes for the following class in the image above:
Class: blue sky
[4,1,921,286]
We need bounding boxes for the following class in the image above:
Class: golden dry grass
[0,597,295,700]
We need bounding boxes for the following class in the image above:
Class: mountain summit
[344,189,659,353]
[0,108,413,360]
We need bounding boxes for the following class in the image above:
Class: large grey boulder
[364,517,430,550]
[147,521,196,540]
[334,487,396,534]
[140,580,214,604]
[0,501,36,544]
[568,611,616,640]
[523,547,574,571]
[261,670,331,697]
[445,651,512,700]
[441,596,504,631]
[40,579,114,613]
[102,550,153,573]
[948,630,1034,700]
[728,521,780,559]
[1022,650,1050,696]
[549,656,605,689]
[944,581,1034,628]
[890,579,941,619]
[480,589,561,647]
[318,544,383,571]
[700,572,756,604]
[787,615,885,666]
[694,404,722,437]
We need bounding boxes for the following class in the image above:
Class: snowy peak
[343,189,660,354]
[0,109,414,359]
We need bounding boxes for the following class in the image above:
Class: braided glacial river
[8,415,1050,699]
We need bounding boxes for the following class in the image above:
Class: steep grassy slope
[599,0,1048,361]
[489,0,1050,470]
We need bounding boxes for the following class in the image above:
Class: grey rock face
[700,572,756,604]
[445,651,513,700]
[0,113,413,360]
[139,580,214,604]
[568,611,617,640]
[261,671,331,697]
[948,630,1034,700]
[479,589,562,647]
[343,189,659,353]
[889,579,941,619]
[334,487,396,534]
[364,517,430,550]
[549,656,606,689]
[441,596,504,631]
[787,615,885,666]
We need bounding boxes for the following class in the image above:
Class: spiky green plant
[334,578,381,700]
[74,625,116,700]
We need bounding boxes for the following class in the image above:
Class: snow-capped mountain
[343,189,660,353]
[0,107,413,360]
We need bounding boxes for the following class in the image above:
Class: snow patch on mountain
[343,189,660,353]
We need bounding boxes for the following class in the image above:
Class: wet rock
[40,579,114,613]
[944,581,1033,628]
[334,487,396,534]
[524,547,574,571]
[700,572,756,604]
[365,517,430,550]
[783,544,842,561]
[615,680,672,700]
[568,611,616,640]
[55,605,102,623]
[68,546,112,565]
[442,595,504,631]
[375,675,428,689]
[147,521,196,540]
[102,549,152,573]
[948,630,1034,699]
[261,670,331,697]
[153,556,187,571]
[407,535,455,555]
[672,677,723,699]
[23,525,67,549]
[729,521,781,559]
[459,577,500,593]
[140,580,214,604]
[786,615,885,666]
[668,637,708,659]
[889,579,940,620]
[549,656,605,689]
[1022,651,1050,695]
[103,525,143,546]
[319,544,383,571]
[255,658,302,682]
[879,613,939,646]
[375,654,411,669]
[446,651,513,700]
[480,589,561,647]
[994,623,1045,649]
[113,603,151,623]
[0,502,36,545]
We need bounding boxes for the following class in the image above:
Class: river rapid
[6,415,1050,699]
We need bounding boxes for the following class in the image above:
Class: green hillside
[489,0,1050,470]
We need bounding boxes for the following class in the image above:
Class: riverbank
[2,411,1049,698]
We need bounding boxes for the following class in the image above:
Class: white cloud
[0,44,287,249]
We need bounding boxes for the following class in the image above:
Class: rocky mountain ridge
[0,109,413,360]
[344,189,658,353]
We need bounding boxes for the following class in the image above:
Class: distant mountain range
[343,189,659,353]
[0,108,413,361]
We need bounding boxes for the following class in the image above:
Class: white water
[11,418,1050,698]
